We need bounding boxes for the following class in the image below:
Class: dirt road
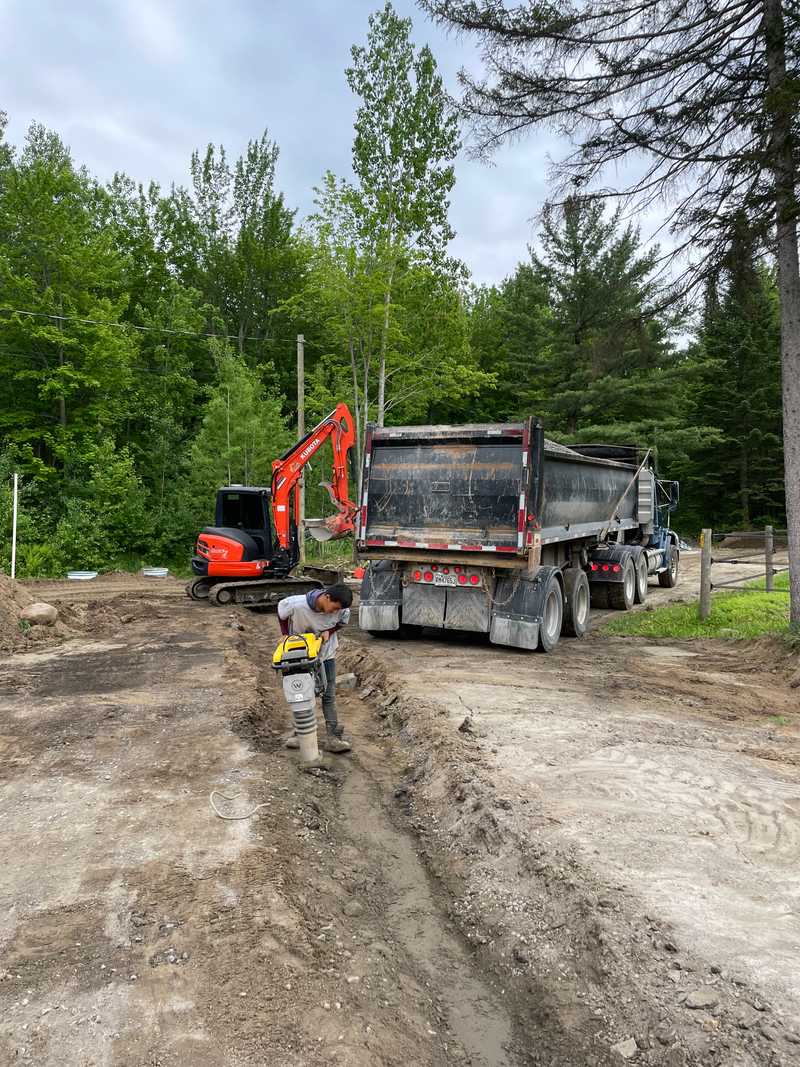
[0,591,527,1066]
[1,558,797,1065]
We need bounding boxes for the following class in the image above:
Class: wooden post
[10,472,18,580]
[297,334,305,565]
[765,524,774,591]
[699,528,712,620]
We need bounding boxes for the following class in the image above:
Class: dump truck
[356,418,679,652]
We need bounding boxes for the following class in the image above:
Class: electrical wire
[209,789,271,820]
[0,306,308,345]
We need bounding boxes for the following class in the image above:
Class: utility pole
[297,334,305,565]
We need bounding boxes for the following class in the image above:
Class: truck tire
[607,559,636,610]
[537,573,564,652]
[658,544,679,588]
[634,555,649,604]
[563,569,590,638]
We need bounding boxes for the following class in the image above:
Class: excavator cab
[215,486,273,558]
[190,486,297,592]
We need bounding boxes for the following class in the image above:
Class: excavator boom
[271,402,357,552]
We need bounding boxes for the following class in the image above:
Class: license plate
[433,573,458,587]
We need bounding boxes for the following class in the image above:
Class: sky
[0,0,562,285]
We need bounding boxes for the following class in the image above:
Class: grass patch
[605,579,791,640]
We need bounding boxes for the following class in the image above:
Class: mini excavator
[187,403,357,607]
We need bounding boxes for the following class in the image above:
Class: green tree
[346,1,460,424]
[161,132,302,376]
[694,229,784,527]
[0,124,137,477]
[185,342,291,529]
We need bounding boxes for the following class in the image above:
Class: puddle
[341,747,517,1067]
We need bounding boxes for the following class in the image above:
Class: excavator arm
[271,402,357,553]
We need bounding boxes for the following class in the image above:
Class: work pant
[321,659,341,736]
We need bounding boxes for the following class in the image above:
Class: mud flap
[444,588,490,632]
[402,583,446,628]
[489,567,560,650]
[359,562,402,631]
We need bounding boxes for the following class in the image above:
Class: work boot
[284,732,300,749]
[320,734,352,754]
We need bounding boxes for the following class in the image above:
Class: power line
[0,306,308,345]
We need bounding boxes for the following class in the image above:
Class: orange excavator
[187,403,357,607]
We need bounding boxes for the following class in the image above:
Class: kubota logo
[299,437,321,461]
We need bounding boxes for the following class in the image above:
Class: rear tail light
[458,574,467,585]
[469,574,479,585]
[424,572,433,582]
[602,564,610,572]
[413,570,422,581]
[454,566,462,573]
[590,562,599,571]
[612,563,622,573]
[442,567,449,574]
[431,565,438,572]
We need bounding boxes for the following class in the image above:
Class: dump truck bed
[358,420,651,559]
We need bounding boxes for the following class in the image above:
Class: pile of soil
[0,572,33,651]
[0,572,74,652]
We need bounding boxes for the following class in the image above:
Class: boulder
[21,602,59,626]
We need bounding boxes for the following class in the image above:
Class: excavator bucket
[306,515,351,543]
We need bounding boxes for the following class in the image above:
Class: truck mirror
[669,481,680,510]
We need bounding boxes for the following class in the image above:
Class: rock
[343,900,364,917]
[512,945,530,965]
[338,672,357,690]
[458,716,475,734]
[611,1037,638,1060]
[685,988,720,1010]
[655,1026,676,1046]
[21,602,58,626]
[784,1031,800,1045]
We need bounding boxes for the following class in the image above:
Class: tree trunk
[740,446,750,526]
[764,0,800,628]
[57,300,66,429]
[377,264,394,428]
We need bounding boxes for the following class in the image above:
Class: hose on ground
[209,789,270,821]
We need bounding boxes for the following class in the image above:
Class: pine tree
[695,227,784,527]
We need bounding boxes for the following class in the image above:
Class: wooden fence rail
[699,526,789,620]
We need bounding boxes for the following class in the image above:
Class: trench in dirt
[337,719,516,1067]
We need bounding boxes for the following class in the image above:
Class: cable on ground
[209,789,270,820]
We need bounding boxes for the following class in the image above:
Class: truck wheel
[658,544,679,588]
[607,559,636,610]
[563,569,590,638]
[634,555,649,604]
[537,574,564,652]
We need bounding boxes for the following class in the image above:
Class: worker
[277,583,354,754]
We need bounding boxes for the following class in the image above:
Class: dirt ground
[0,554,797,1065]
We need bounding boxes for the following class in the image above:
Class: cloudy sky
[0,0,565,285]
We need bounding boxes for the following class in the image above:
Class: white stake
[10,472,18,580]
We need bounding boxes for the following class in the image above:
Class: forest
[0,3,786,577]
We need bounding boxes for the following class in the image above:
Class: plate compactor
[272,633,328,767]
